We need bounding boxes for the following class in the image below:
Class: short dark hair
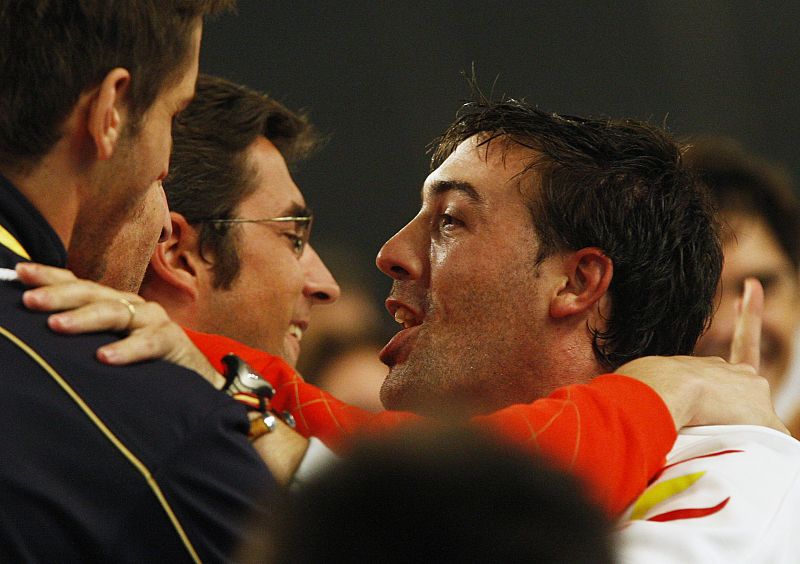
[683,136,800,271]
[163,74,319,288]
[432,98,722,369]
[0,0,235,173]
[245,426,613,564]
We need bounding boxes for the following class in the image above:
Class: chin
[378,371,412,412]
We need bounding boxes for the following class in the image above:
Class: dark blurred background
[201,0,800,308]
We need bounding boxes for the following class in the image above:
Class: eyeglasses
[196,214,313,258]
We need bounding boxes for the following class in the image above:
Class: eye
[285,233,305,257]
[438,213,462,231]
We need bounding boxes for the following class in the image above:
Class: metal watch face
[222,354,275,398]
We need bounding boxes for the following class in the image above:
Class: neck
[541,322,607,388]
[4,153,82,250]
[139,277,197,322]
[3,87,106,250]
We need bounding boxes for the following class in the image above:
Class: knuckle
[138,301,168,322]
[138,334,163,359]
[733,362,758,375]
[150,301,167,317]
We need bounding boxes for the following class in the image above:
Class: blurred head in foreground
[241,426,614,563]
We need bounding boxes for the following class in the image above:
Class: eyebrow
[278,203,313,218]
[425,180,485,206]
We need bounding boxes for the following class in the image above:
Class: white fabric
[290,437,339,491]
[616,425,800,563]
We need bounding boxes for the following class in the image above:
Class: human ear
[549,247,613,319]
[87,68,131,160]
[146,213,203,300]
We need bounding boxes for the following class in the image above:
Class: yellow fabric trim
[0,224,30,259]
[629,471,706,521]
[0,325,202,563]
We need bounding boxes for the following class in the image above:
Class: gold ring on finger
[117,297,136,332]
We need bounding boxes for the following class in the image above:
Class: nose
[156,181,173,243]
[301,244,341,304]
[376,218,424,281]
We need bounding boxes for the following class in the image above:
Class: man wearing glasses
[137,74,340,369]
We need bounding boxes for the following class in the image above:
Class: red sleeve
[186,328,675,515]
[473,375,676,515]
[183,328,419,450]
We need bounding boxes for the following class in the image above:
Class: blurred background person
[686,136,800,435]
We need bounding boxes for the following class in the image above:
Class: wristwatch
[221,353,275,411]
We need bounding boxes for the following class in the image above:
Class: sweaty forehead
[422,137,535,205]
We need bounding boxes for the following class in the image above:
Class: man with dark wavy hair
[377,102,722,415]
[0,2,280,561]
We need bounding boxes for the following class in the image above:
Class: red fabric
[647,497,731,522]
[651,449,744,482]
[187,328,677,516]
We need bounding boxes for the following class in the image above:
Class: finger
[96,323,175,364]
[15,262,78,287]
[48,299,159,334]
[97,323,225,388]
[24,280,143,312]
[729,277,764,370]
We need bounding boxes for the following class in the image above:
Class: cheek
[140,119,172,177]
[762,305,798,343]
[764,283,800,327]
[245,253,304,308]
[429,245,511,318]
[158,126,172,170]
[428,251,470,317]
[430,266,500,324]
[269,253,305,296]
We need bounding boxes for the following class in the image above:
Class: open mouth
[380,301,424,366]
[388,301,423,330]
[288,323,304,341]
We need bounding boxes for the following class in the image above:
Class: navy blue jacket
[0,175,273,562]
